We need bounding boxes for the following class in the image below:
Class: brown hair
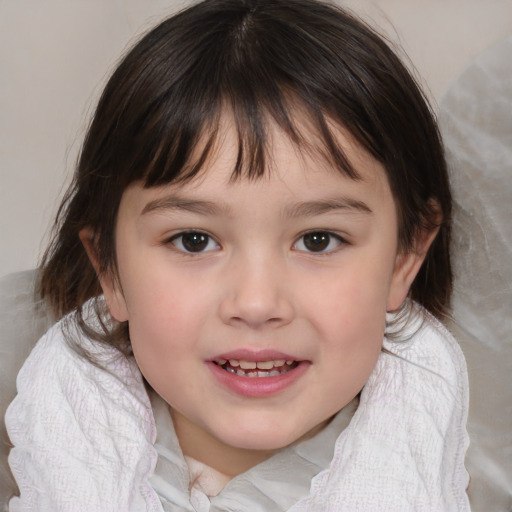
[39,0,452,352]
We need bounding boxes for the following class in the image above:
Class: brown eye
[294,231,344,253]
[303,232,330,251]
[170,232,219,253]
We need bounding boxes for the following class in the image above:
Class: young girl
[6,0,470,510]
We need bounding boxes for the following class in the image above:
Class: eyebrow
[141,196,225,216]
[141,194,372,218]
[284,197,373,217]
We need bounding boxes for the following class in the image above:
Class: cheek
[324,277,386,392]
[120,254,202,322]
[126,292,196,358]
[121,265,217,367]
[307,257,392,331]
[126,296,199,402]
[302,258,391,390]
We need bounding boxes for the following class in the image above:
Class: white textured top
[150,391,354,511]
[5,304,470,511]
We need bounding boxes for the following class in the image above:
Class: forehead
[121,119,395,220]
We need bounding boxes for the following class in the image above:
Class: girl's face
[96,119,427,475]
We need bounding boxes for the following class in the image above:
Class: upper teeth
[222,359,291,369]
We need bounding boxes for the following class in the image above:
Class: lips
[207,350,308,397]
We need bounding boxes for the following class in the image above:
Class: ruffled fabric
[289,308,470,511]
[5,315,162,512]
[5,304,469,511]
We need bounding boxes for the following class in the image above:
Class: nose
[218,254,295,330]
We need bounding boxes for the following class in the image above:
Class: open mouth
[214,358,299,378]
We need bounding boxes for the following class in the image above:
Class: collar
[150,392,355,512]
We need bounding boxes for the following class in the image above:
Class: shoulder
[293,305,471,511]
[9,312,136,406]
[376,304,470,507]
[11,305,150,404]
[5,309,159,511]
[383,304,468,395]
[7,308,154,441]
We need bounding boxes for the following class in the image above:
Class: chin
[228,436,296,452]
[217,421,313,452]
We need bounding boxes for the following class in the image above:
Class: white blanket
[5,305,470,511]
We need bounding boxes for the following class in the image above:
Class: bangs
[103,0,369,190]
[141,92,359,188]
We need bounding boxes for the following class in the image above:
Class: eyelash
[165,230,347,255]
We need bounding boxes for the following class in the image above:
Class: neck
[171,408,276,477]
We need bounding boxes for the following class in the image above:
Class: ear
[79,228,129,322]
[386,221,440,312]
